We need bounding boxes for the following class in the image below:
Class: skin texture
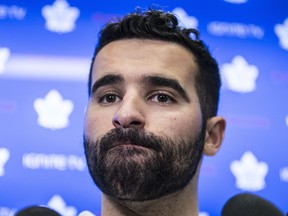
[84,39,226,216]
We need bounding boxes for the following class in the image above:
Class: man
[83,8,226,216]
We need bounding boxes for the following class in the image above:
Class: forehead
[92,39,198,85]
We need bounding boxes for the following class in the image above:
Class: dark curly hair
[88,8,221,120]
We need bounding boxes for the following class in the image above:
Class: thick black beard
[83,126,206,202]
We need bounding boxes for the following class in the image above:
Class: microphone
[15,205,61,216]
[221,193,284,216]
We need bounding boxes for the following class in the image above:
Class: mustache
[98,128,165,152]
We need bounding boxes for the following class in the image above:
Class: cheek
[150,111,202,139]
[84,106,113,138]
[173,117,201,137]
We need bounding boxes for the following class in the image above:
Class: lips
[110,143,152,151]
[98,128,163,153]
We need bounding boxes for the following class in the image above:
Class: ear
[203,116,226,156]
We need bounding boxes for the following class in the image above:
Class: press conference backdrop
[0,0,287,215]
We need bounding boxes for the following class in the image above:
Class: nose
[112,96,145,129]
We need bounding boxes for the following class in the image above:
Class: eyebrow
[91,74,124,94]
[144,75,190,102]
[91,74,190,103]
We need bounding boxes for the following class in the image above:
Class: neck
[101,178,199,216]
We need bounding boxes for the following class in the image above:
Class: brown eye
[149,92,175,105]
[98,93,121,104]
[157,94,169,103]
[105,95,117,103]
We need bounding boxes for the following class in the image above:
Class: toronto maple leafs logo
[274,18,288,50]
[0,47,10,74]
[221,55,259,93]
[0,148,10,176]
[48,195,77,216]
[224,0,247,4]
[172,8,198,29]
[199,212,209,216]
[42,0,80,33]
[280,167,288,183]
[230,151,268,191]
[78,211,96,216]
[34,90,73,130]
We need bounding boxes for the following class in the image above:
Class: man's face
[84,39,205,201]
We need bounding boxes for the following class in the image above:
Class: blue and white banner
[0,0,287,215]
